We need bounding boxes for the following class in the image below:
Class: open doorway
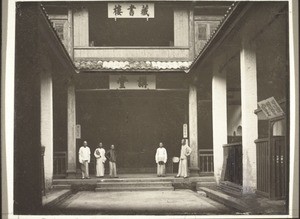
[76,91,187,174]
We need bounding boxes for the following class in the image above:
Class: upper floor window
[88,3,174,47]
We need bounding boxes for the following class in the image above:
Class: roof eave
[39,4,79,74]
[186,2,252,74]
[77,69,187,74]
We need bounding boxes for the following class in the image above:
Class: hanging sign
[76,124,81,139]
[109,75,156,90]
[108,3,154,19]
[257,97,284,119]
[183,124,188,138]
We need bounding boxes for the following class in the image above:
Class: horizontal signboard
[108,3,154,19]
[109,75,156,90]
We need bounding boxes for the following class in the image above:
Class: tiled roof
[74,60,192,71]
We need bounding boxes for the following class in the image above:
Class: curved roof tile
[74,60,193,71]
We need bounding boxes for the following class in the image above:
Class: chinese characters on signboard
[108,3,154,20]
[257,97,284,119]
[183,124,188,138]
[109,75,156,90]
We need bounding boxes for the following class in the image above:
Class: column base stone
[189,167,200,176]
[66,169,77,179]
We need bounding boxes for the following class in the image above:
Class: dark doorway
[76,91,187,173]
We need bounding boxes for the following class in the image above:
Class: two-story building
[42,1,231,181]
[11,0,295,214]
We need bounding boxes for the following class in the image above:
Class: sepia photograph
[1,0,299,218]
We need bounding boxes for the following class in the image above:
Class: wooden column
[67,8,74,59]
[40,68,53,191]
[66,79,77,178]
[189,84,199,175]
[240,40,258,194]
[212,61,227,184]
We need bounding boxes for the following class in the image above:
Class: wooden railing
[53,152,67,178]
[222,142,242,185]
[199,149,214,174]
[255,138,270,196]
[272,136,286,199]
[256,136,286,199]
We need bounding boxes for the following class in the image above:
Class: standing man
[155,142,168,177]
[94,142,106,178]
[175,139,192,178]
[106,144,118,178]
[79,141,91,179]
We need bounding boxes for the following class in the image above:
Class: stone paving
[49,190,234,215]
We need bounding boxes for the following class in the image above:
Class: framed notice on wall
[183,124,188,138]
[76,124,81,139]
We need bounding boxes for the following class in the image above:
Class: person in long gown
[106,144,118,178]
[94,142,106,178]
[175,139,192,178]
[155,142,168,177]
[79,141,91,179]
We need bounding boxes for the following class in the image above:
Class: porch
[53,149,214,178]
[51,173,216,192]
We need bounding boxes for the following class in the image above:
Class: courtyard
[44,190,235,215]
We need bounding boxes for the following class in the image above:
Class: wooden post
[189,84,199,175]
[66,79,77,178]
[240,39,258,194]
[212,60,227,184]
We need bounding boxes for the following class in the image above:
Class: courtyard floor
[44,190,235,215]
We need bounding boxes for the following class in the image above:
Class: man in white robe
[155,142,167,177]
[175,139,192,178]
[94,142,106,177]
[79,141,91,179]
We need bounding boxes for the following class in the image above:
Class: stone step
[53,180,98,185]
[99,178,173,183]
[53,176,215,183]
[52,184,71,190]
[43,189,72,207]
[95,186,174,192]
[97,181,172,188]
[198,187,248,213]
[218,181,243,196]
[196,181,217,188]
